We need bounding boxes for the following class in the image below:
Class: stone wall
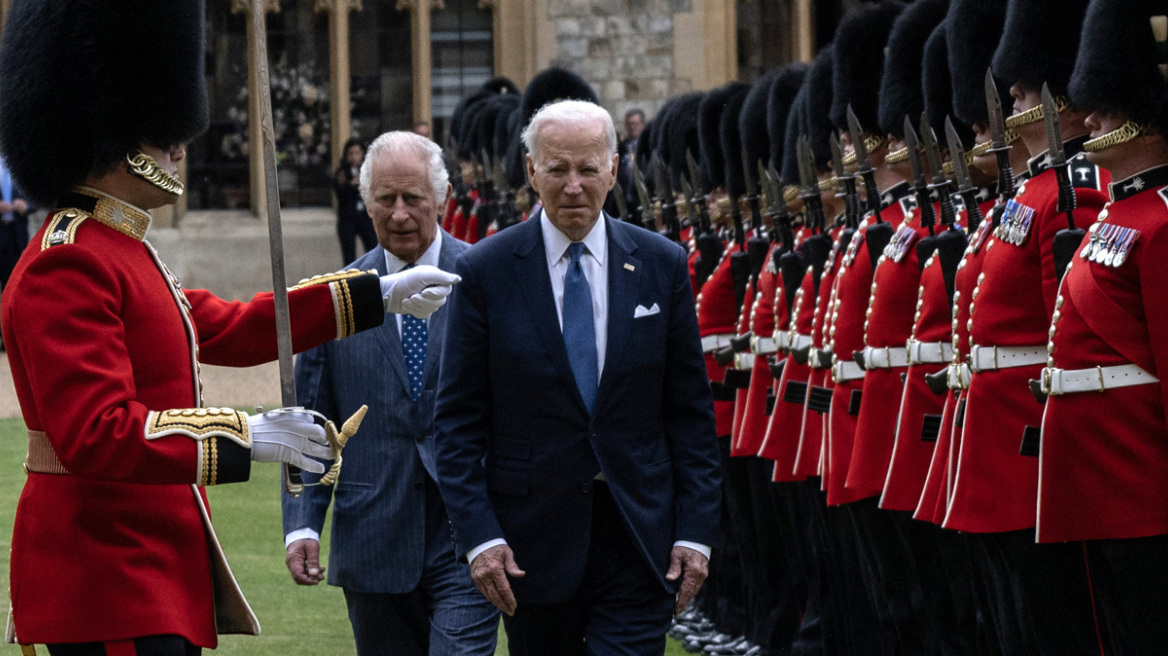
[545,0,698,123]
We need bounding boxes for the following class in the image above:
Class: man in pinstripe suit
[281,131,498,656]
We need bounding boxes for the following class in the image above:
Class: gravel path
[0,353,284,419]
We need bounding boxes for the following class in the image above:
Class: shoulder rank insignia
[884,224,920,263]
[993,198,1037,246]
[1069,153,1101,190]
[41,209,88,250]
[842,228,865,268]
[1082,221,1140,268]
[898,195,919,216]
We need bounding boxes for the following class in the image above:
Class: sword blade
[251,0,300,494]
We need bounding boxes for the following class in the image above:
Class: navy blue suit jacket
[434,213,722,603]
[281,231,469,594]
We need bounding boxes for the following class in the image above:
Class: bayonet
[945,117,984,230]
[651,155,682,243]
[830,132,861,229]
[678,175,695,225]
[612,180,630,223]
[741,150,764,232]
[686,149,714,234]
[633,165,655,231]
[985,68,1017,205]
[920,114,954,229]
[1043,82,1077,230]
[904,118,937,231]
[797,136,826,231]
[475,148,497,241]
[766,161,796,250]
[847,105,884,223]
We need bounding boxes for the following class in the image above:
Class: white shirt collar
[384,229,443,274]
[540,210,607,268]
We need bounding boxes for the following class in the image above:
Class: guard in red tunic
[0,2,458,654]
[1037,1,1168,652]
[943,0,1109,653]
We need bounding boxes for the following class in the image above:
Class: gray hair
[521,100,617,160]
[359,131,449,204]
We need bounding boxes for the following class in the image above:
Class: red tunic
[697,243,740,437]
[945,154,1108,533]
[3,189,384,646]
[1038,169,1168,542]
[733,242,780,457]
[824,190,910,505]
[847,209,932,494]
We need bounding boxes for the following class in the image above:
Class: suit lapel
[597,217,641,407]
[512,213,589,413]
[423,234,462,386]
[365,247,412,393]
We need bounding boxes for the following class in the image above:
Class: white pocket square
[634,303,660,318]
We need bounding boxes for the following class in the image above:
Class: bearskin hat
[1069,0,1168,135]
[807,45,837,171]
[451,77,519,154]
[781,87,808,184]
[698,82,749,192]
[923,22,973,147]
[0,0,209,204]
[947,0,1010,128]
[520,67,599,128]
[768,63,810,173]
[666,93,705,189]
[878,0,949,138]
[740,71,778,177]
[829,1,907,132]
[992,0,1092,95]
[471,94,519,164]
[720,84,752,199]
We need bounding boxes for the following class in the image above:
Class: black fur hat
[720,84,752,198]
[635,118,655,180]
[451,77,518,152]
[500,109,528,189]
[650,96,684,164]
[991,0,1091,95]
[520,67,599,127]
[923,22,974,146]
[879,0,949,138]
[830,1,907,132]
[781,87,808,184]
[472,94,519,164]
[768,63,810,172]
[493,102,520,164]
[1069,0,1168,135]
[807,46,837,171]
[0,0,209,204]
[666,93,705,189]
[699,82,750,191]
[741,72,779,176]
[947,0,1010,128]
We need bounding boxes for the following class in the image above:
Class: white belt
[702,333,735,353]
[907,339,955,365]
[947,362,971,390]
[1041,364,1159,396]
[833,360,866,383]
[968,345,1047,373]
[788,333,813,352]
[735,353,755,370]
[772,332,792,351]
[861,345,910,370]
[751,335,778,355]
[809,347,833,370]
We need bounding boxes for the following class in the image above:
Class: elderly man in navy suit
[434,100,723,656]
[281,130,498,656]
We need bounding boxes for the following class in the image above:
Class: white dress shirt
[284,232,443,548]
[467,213,709,564]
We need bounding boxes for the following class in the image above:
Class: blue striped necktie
[562,242,598,413]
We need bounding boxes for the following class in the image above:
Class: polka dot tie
[401,272,428,400]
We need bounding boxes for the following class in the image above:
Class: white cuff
[467,538,508,564]
[674,540,711,559]
[285,527,321,549]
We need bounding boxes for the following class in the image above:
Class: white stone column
[397,0,442,127]
[316,0,361,189]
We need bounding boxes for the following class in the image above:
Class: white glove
[380,265,461,318]
[247,408,332,474]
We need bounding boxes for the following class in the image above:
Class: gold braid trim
[145,408,251,448]
[40,210,88,250]
[884,146,909,164]
[1084,121,1144,152]
[67,186,152,240]
[1005,95,1070,129]
[332,278,356,338]
[841,134,888,167]
[126,152,184,196]
[290,268,377,290]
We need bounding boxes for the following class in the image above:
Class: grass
[0,417,689,655]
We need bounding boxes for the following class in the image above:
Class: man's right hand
[286,538,326,585]
[470,544,525,616]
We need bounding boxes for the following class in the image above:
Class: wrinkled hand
[247,408,330,473]
[0,201,10,213]
[470,544,526,616]
[380,265,461,318]
[286,538,326,585]
[11,199,27,214]
[665,545,708,616]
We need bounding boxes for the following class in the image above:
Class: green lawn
[0,418,689,655]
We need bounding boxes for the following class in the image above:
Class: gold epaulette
[40,209,89,250]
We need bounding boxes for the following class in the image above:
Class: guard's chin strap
[1083,120,1144,153]
[126,151,184,196]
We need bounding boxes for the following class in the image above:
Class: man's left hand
[665,545,708,616]
[11,199,26,214]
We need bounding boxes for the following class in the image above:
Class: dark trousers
[972,529,1103,656]
[743,458,803,654]
[779,479,829,656]
[829,502,890,656]
[338,215,378,266]
[343,476,498,656]
[1086,533,1168,656]
[501,481,675,656]
[47,636,199,656]
[724,454,766,645]
[702,436,748,637]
